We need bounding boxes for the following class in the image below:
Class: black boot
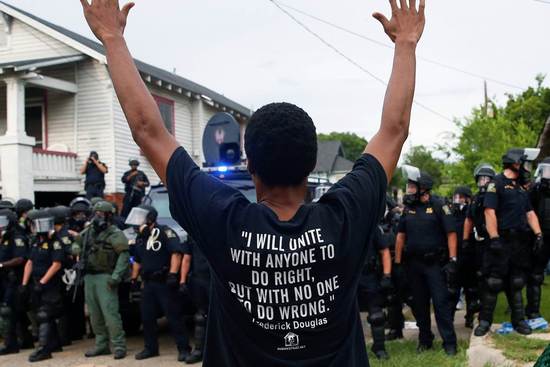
[525,283,542,320]
[474,320,491,336]
[135,349,159,360]
[386,329,404,340]
[28,348,52,363]
[56,316,71,347]
[465,313,474,329]
[444,344,457,356]
[0,345,19,355]
[185,349,202,363]
[374,349,389,360]
[513,320,532,335]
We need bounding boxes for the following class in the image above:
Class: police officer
[127,205,190,361]
[526,157,550,319]
[463,164,496,332]
[68,197,92,235]
[180,236,208,364]
[394,166,458,355]
[475,149,543,336]
[21,210,65,362]
[80,151,108,199]
[0,209,28,355]
[72,201,129,359]
[358,225,392,360]
[451,186,480,328]
[121,159,150,218]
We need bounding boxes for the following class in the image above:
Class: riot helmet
[0,199,15,211]
[453,186,472,211]
[15,199,34,217]
[125,205,158,227]
[402,165,432,205]
[502,147,540,185]
[535,157,550,188]
[48,206,70,225]
[91,201,114,232]
[0,209,17,232]
[29,209,54,235]
[474,163,495,188]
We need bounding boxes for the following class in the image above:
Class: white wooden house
[0,1,251,206]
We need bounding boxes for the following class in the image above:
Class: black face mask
[518,166,531,186]
[541,179,550,191]
[92,216,108,232]
[403,194,418,206]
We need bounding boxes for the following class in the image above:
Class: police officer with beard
[21,210,65,362]
[127,205,190,361]
[358,224,392,360]
[394,166,458,355]
[526,157,550,319]
[475,149,543,336]
[121,159,150,218]
[72,201,129,360]
[0,209,28,355]
[180,236,208,364]
[451,186,480,328]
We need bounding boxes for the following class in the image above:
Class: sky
[5,0,550,158]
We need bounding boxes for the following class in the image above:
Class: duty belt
[142,270,168,282]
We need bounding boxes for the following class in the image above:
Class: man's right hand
[373,0,426,45]
[80,0,135,43]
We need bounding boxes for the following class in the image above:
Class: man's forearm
[447,232,457,258]
[395,233,406,263]
[40,262,61,285]
[380,248,392,275]
[180,254,191,283]
[170,253,182,274]
[131,262,140,280]
[463,218,473,240]
[22,260,32,285]
[485,209,499,238]
[527,211,542,235]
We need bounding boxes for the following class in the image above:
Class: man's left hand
[80,0,135,43]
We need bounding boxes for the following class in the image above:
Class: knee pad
[486,277,503,292]
[367,311,385,327]
[0,304,11,318]
[530,273,545,286]
[510,276,525,290]
[194,312,206,326]
[36,308,50,324]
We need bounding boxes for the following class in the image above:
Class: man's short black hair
[245,102,317,186]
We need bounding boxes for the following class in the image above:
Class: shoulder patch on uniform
[15,238,25,247]
[426,207,433,214]
[53,241,62,250]
[487,182,496,193]
[164,229,176,238]
[62,236,71,245]
[442,205,451,215]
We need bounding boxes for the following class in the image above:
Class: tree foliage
[317,132,368,161]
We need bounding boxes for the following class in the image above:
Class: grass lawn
[493,276,550,324]
[491,333,548,364]
[368,340,469,367]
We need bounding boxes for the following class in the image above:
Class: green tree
[317,132,368,161]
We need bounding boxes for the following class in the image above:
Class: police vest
[85,226,127,274]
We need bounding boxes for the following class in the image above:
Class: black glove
[18,284,29,296]
[461,238,471,250]
[393,263,405,288]
[130,279,140,293]
[166,273,179,290]
[380,275,393,292]
[107,278,119,290]
[179,282,189,296]
[33,282,44,296]
[534,234,544,255]
[489,237,503,252]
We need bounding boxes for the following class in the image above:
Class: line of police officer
[0,197,209,363]
[358,147,550,359]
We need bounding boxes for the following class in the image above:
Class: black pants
[141,281,190,353]
[121,192,144,218]
[0,277,19,350]
[357,272,386,353]
[189,276,210,352]
[407,258,457,348]
[526,235,550,318]
[452,244,483,321]
[478,231,530,325]
[32,280,63,354]
[386,266,415,332]
[85,183,105,199]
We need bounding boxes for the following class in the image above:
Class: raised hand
[373,0,426,44]
[80,0,135,43]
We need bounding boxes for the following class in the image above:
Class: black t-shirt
[484,174,528,231]
[468,192,488,240]
[397,199,455,254]
[85,162,107,186]
[134,225,181,276]
[166,147,387,367]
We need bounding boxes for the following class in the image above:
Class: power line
[268,0,454,123]
[276,1,524,91]
[533,0,550,4]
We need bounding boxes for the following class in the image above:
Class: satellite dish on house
[202,112,241,167]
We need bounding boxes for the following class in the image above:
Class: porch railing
[32,148,78,179]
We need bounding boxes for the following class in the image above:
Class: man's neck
[254,179,308,222]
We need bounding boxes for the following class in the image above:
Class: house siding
[44,64,76,151]
[0,18,79,63]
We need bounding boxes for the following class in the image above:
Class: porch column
[191,97,205,163]
[0,77,35,201]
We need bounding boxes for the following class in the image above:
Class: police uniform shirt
[484,174,529,231]
[134,225,182,276]
[453,204,469,245]
[166,147,387,367]
[0,232,27,263]
[29,236,65,280]
[397,199,456,255]
[121,170,149,194]
[183,237,210,280]
[359,226,389,288]
[467,193,488,240]
[530,182,550,234]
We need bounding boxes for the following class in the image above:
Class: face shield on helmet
[0,216,10,232]
[401,165,422,205]
[124,207,150,227]
[477,175,492,188]
[32,217,54,234]
[536,163,550,180]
